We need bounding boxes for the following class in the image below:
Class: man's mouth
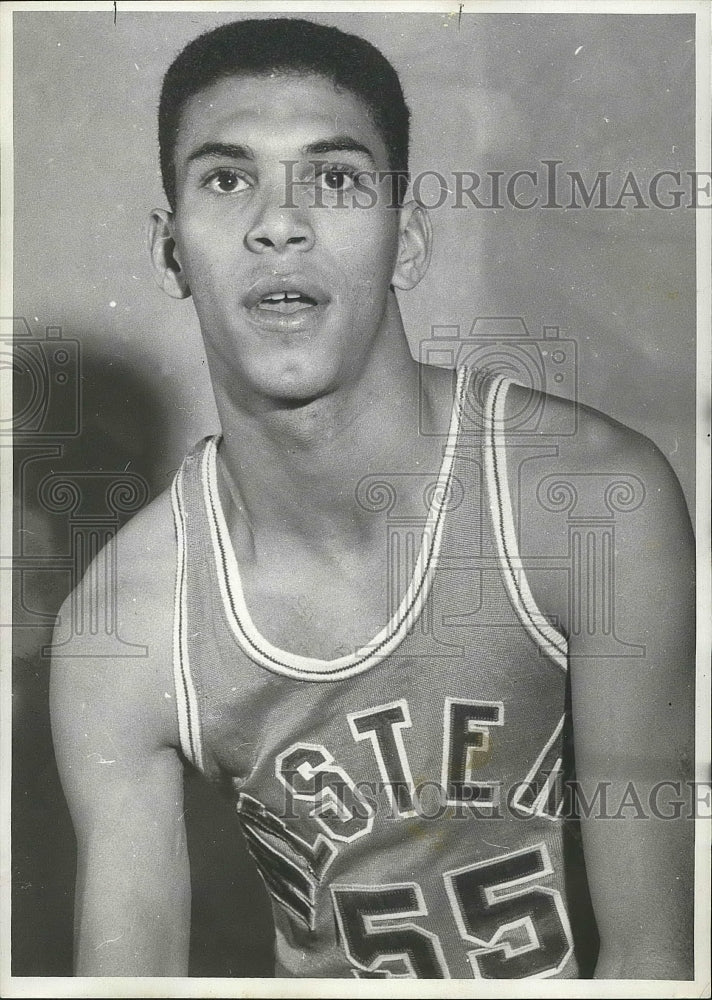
[243,277,329,316]
[255,290,319,314]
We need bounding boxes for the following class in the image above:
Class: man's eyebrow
[303,136,376,164]
[185,136,377,167]
[186,142,254,165]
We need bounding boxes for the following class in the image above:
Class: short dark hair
[158,17,411,209]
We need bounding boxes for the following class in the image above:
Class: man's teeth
[261,291,311,303]
[255,290,319,313]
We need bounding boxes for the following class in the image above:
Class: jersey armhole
[482,375,569,671]
[171,461,205,771]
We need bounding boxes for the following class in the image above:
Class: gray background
[12,9,696,977]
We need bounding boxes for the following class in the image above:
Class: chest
[201,567,571,793]
[239,543,393,660]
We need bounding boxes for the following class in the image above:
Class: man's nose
[244,186,315,254]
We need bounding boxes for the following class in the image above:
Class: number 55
[444,843,574,978]
[331,844,573,979]
[331,883,450,978]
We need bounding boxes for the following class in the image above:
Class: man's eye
[203,169,250,194]
[316,167,359,191]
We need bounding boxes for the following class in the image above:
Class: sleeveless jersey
[170,368,587,980]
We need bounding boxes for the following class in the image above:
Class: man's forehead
[176,71,383,154]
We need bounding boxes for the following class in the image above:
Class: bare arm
[568,429,695,979]
[50,503,190,975]
[513,386,695,979]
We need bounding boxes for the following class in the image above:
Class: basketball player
[50,18,694,980]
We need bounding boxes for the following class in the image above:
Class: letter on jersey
[510,714,566,820]
[442,698,504,806]
[348,700,417,818]
[277,743,374,841]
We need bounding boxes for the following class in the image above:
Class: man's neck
[208,315,453,546]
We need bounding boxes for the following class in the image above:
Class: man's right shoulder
[114,485,178,596]
[50,485,181,749]
[57,485,178,648]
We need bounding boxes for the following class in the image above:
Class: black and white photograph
[2,1,710,995]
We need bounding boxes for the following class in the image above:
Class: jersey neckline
[199,366,470,681]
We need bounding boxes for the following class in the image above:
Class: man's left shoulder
[507,384,693,614]
[507,381,686,497]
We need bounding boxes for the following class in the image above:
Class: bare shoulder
[50,485,180,756]
[505,383,694,631]
[507,380,684,479]
[506,380,691,515]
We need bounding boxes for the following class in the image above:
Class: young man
[50,18,694,980]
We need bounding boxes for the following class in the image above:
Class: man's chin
[248,366,340,409]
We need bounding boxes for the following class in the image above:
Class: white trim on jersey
[483,376,569,671]
[170,465,204,772]
[200,366,470,681]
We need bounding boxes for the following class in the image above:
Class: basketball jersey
[170,368,587,979]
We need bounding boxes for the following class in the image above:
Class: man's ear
[391,201,433,291]
[148,209,191,299]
